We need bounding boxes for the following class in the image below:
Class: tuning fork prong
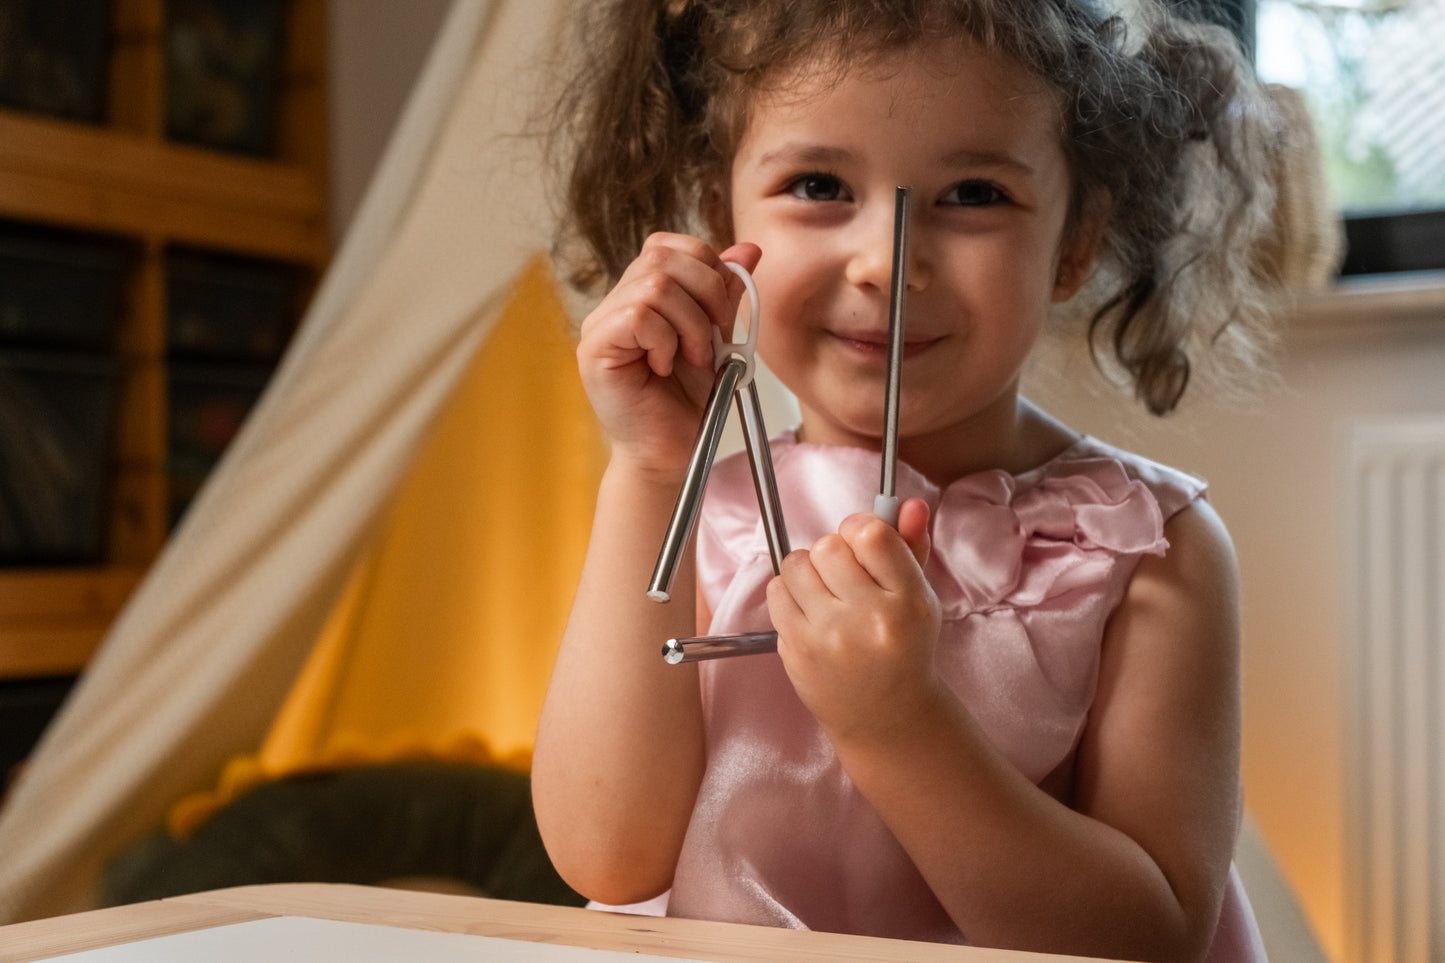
[738,380,790,571]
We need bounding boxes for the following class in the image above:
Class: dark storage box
[166,248,299,362]
[164,0,288,157]
[0,349,120,565]
[0,674,78,789]
[0,223,131,351]
[167,360,268,524]
[0,0,113,123]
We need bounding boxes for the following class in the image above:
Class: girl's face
[728,39,1096,476]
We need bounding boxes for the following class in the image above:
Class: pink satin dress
[662,432,1266,961]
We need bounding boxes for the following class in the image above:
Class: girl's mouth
[831,331,941,359]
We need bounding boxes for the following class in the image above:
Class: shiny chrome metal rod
[647,356,748,602]
[663,630,778,664]
[738,380,790,572]
[875,186,911,527]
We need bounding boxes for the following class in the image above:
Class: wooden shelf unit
[0,0,330,679]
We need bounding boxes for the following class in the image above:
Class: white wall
[1026,284,1445,962]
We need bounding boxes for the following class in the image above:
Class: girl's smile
[829,329,945,360]
[728,39,1098,482]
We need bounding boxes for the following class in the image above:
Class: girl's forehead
[738,39,1059,141]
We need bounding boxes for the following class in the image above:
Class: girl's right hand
[577,234,762,478]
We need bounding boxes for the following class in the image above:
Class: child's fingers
[624,306,690,378]
[629,234,748,362]
[582,281,706,378]
[775,548,832,606]
[897,498,932,568]
[615,245,716,370]
[765,562,806,627]
[836,511,929,592]
[804,532,881,601]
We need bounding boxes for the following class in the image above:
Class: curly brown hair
[550,0,1282,415]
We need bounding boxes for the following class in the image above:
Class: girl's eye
[943,180,1007,206]
[787,173,848,202]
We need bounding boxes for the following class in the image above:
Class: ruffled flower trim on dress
[723,434,1172,621]
[928,457,1170,617]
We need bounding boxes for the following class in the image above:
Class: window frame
[1197,0,1445,278]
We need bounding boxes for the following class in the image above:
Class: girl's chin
[794,416,889,450]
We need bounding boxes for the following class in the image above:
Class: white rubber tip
[646,589,671,603]
[873,494,901,529]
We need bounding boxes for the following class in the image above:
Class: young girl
[534,1,1281,959]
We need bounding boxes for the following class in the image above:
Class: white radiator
[1345,417,1445,963]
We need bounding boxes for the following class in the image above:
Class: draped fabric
[0,0,585,923]
[165,257,605,838]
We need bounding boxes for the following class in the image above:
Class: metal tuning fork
[647,262,789,601]
[656,187,913,665]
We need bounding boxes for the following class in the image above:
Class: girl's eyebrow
[940,148,1036,177]
[753,143,854,170]
[752,143,1036,178]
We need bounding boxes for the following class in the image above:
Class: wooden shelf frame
[0,0,330,680]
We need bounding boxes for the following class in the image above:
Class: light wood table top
[0,882,1118,962]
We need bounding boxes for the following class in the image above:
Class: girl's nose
[843,202,930,293]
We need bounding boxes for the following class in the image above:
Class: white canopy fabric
[0,0,575,923]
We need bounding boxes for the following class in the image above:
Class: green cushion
[101,762,585,908]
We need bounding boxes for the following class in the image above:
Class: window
[1254,0,1445,276]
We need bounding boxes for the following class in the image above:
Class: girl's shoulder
[1031,434,1207,525]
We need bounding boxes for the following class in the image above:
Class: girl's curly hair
[549,0,1282,415]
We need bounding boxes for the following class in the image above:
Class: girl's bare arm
[532,459,707,905]
[532,236,760,905]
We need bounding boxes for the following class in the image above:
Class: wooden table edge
[4,882,1108,963]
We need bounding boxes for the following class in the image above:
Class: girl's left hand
[766,498,941,742]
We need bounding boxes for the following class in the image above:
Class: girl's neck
[796,395,1079,487]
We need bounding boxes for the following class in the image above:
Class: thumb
[720,241,762,275]
[897,497,931,568]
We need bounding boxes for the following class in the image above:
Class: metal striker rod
[647,357,748,602]
[663,631,778,665]
[880,186,911,505]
